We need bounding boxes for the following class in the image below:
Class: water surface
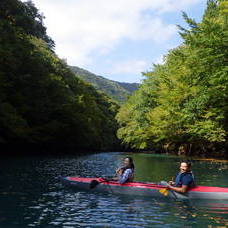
[0,152,227,227]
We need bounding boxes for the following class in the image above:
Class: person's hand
[168,181,175,186]
[116,168,123,175]
[116,168,121,174]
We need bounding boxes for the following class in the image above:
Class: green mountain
[70,66,140,103]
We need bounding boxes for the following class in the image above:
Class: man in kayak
[115,157,135,184]
[167,160,195,193]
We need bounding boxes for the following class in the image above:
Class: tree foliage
[0,0,120,152]
[70,66,140,104]
[116,0,228,156]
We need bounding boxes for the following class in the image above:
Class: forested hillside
[0,0,120,153]
[70,66,140,103]
[116,0,228,157]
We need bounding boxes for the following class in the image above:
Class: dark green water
[0,152,228,227]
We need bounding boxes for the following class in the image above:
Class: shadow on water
[0,152,227,227]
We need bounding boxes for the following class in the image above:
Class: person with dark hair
[167,160,195,193]
[116,157,135,184]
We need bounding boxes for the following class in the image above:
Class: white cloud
[27,0,204,67]
[109,56,165,82]
[158,0,205,13]
[111,59,149,75]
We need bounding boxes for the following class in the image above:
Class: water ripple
[0,152,228,227]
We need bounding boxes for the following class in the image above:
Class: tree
[0,0,120,153]
[117,0,228,156]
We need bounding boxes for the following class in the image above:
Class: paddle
[158,181,169,195]
[159,188,169,196]
[89,177,112,189]
[158,181,177,199]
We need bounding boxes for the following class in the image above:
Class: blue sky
[29,0,207,83]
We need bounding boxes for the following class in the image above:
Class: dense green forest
[1,0,228,157]
[70,66,139,104]
[117,0,228,158]
[0,0,120,153]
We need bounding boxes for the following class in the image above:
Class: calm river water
[0,152,228,227]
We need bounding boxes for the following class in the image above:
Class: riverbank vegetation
[1,0,228,158]
[116,0,228,158]
[0,0,120,153]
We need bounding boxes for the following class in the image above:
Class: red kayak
[60,176,228,200]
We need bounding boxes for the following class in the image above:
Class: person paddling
[167,160,195,193]
[115,157,135,184]
[90,157,134,189]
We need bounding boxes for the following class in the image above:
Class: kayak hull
[60,177,228,200]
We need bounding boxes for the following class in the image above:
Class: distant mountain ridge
[70,66,140,103]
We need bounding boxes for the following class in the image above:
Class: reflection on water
[0,152,227,227]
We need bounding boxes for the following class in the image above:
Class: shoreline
[1,145,228,162]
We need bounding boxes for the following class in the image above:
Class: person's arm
[111,177,118,181]
[116,168,121,174]
[112,167,123,179]
[167,174,193,193]
[167,184,188,193]
[116,167,124,176]
[119,169,132,184]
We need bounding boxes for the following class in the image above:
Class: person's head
[123,157,134,169]
[179,160,192,173]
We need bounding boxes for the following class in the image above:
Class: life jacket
[120,167,134,182]
[174,171,195,188]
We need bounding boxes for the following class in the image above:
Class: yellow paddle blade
[159,188,169,196]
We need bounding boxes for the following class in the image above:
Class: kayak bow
[60,176,228,200]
